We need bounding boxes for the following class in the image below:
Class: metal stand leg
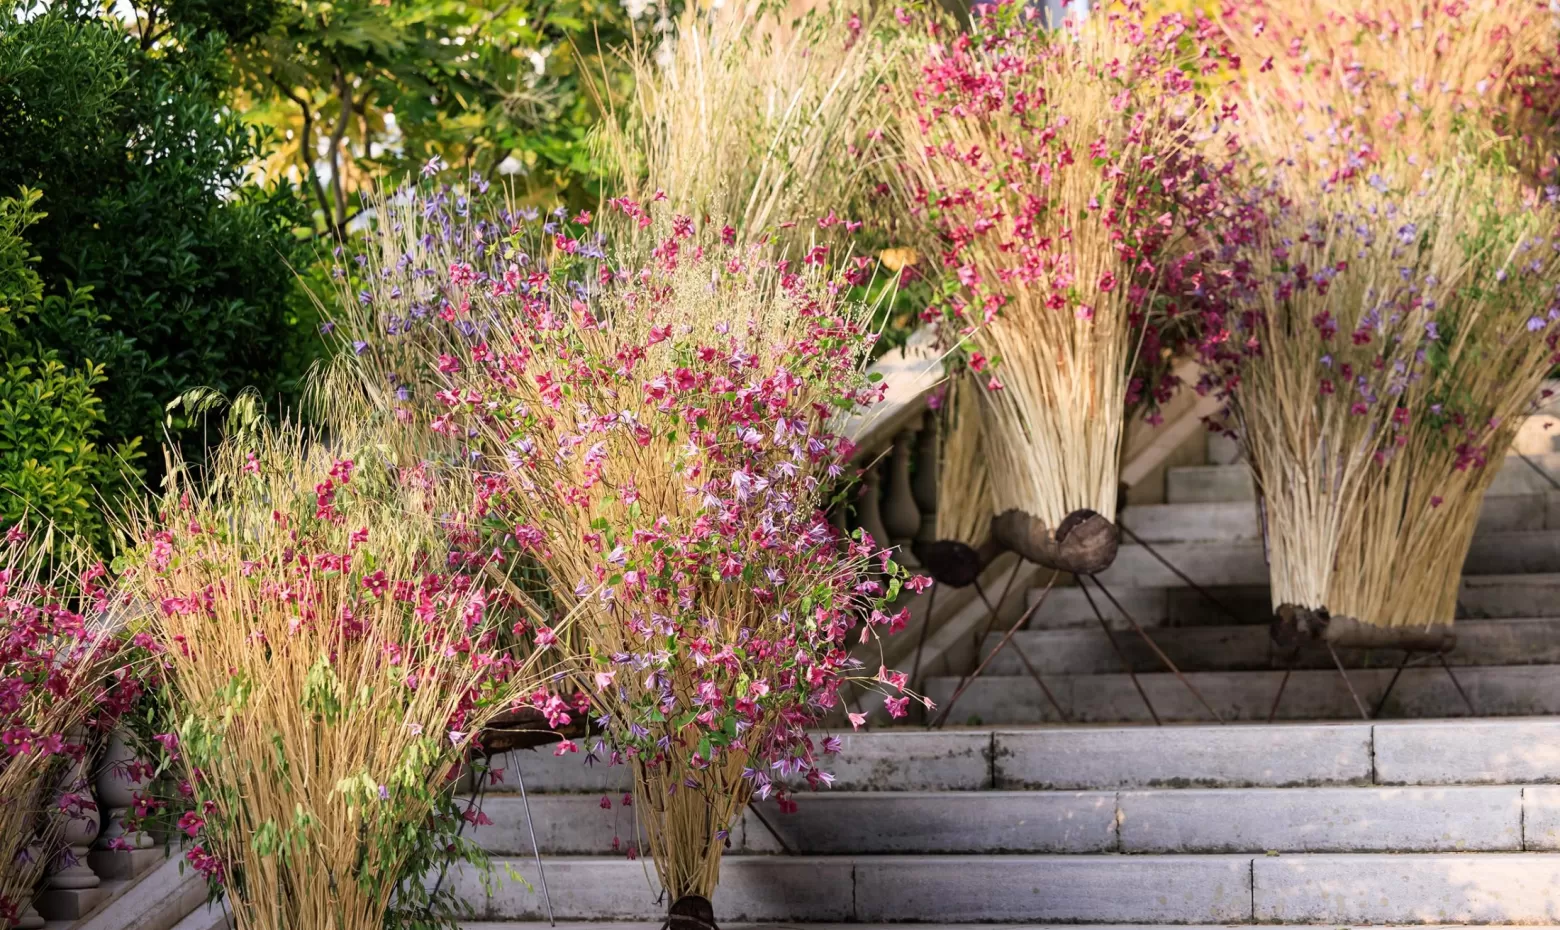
[1438,653,1477,715]
[515,759,556,926]
[933,564,1023,717]
[974,579,1069,722]
[1267,647,1297,724]
[1089,575,1225,724]
[1119,524,1247,626]
[1326,642,1371,720]
[1371,650,1413,719]
[1080,579,1161,726]
[929,568,1057,729]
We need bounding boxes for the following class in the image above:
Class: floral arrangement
[1217,0,1556,170]
[117,422,567,930]
[349,187,922,921]
[1209,0,1560,637]
[1325,172,1560,632]
[0,531,141,926]
[1202,161,1463,627]
[895,0,1236,574]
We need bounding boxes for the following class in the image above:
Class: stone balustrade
[17,728,166,926]
[840,327,945,571]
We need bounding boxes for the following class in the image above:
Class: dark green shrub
[0,190,137,550]
[0,1,309,486]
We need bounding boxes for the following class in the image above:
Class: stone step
[1123,490,1560,543]
[483,729,997,795]
[1167,452,1560,505]
[73,849,206,930]
[978,617,1560,676]
[926,663,1560,725]
[472,785,1560,856]
[1028,574,1560,629]
[446,853,1560,922]
[1090,530,1560,591]
[495,718,1560,794]
[466,926,1560,930]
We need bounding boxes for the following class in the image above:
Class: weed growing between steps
[0,533,145,927]
[117,422,565,930]
[894,0,1236,575]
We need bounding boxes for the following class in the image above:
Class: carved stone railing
[838,328,945,567]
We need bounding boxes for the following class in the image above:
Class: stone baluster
[37,730,106,922]
[15,865,46,930]
[912,412,940,547]
[882,425,924,567]
[854,463,891,555]
[90,729,161,882]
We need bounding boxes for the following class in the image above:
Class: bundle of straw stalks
[1328,170,1560,634]
[596,0,913,249]
[1215,0,1560,638]
[422,198,915,922]
[1218,0,1558,172]
[121,421,569,930]
[896,2,1234,573]
[933,372,994,551]
[1207,163,1465,626]
[1,534,139,928]
[914,370,998,587]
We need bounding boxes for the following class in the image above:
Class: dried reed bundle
[897,2,1234,572]
[1217,1,1560,634]
[911,370,997,588]
[1,534,138,927]
[1209,163,1468,620]
[933,373,993,549]
[426,198,918,918]
[120,421,567,930]
[597,0,911,248]
[1219,0,1556,169]
[1329,169,1560,630]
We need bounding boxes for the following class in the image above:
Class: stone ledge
[1253,853,1560,923]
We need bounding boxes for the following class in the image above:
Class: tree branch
[139,1,160,51]
[267,71,333,231]
[327,64,358,239]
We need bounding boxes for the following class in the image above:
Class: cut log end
[666,895,719,930]
[990,508,1119,575]
[1270,603,1331,649]
[478,706,585,754]
[912,538,1000,588]
[1269,606,1457,654]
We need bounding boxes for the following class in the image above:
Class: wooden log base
[665,894,719,930]
[478,706,586,754]
[990,508,1119,575]
[911,538,1003,589]
[1269,605,1457,654]
[1325,614,1457,653]
[1269,603,1332,650]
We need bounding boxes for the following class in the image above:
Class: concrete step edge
[471,785,1560,857]
[458,853,1560,923]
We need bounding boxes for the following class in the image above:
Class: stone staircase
[924,448,1560,726]
[458,717,1560,925]
[452,441,1560,927]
